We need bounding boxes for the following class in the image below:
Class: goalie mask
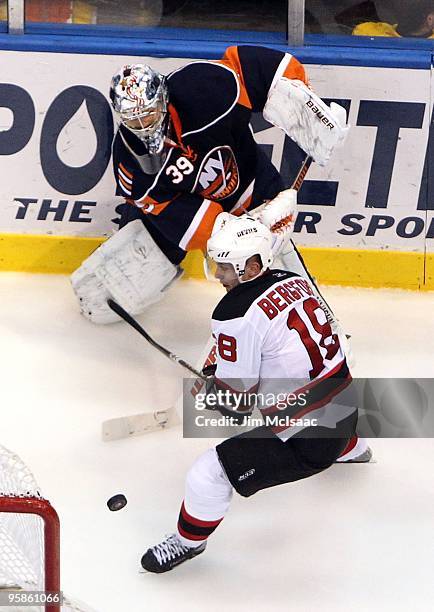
[206,214,273,286]
[110,64,169,160]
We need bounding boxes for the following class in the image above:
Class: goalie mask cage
[0,445,94,612]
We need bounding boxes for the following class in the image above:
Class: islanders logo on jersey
[193,146,239,201]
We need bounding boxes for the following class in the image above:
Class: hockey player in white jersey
[141,215,366,574]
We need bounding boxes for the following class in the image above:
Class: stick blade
[102,407,180,441]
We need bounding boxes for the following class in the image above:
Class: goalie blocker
[263,78,348,167]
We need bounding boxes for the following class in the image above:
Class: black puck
[107,494,127,511]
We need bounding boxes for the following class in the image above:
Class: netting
[0,445,45,591]
[0,445,98,612]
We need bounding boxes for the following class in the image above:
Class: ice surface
[1,273,433,612]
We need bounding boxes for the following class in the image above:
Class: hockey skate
[141,534,207,573]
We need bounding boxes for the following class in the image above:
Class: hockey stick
[102,156,332,441]
[102,299,206,441]
[102,407,181,442]
[107,299,207,381]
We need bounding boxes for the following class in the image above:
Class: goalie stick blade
[102,407,181,442]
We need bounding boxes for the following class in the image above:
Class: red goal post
[0,445,61,611]
[0,495,60,611]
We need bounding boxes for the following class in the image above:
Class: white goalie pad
[263,78,349,166]
[71,220,180,324]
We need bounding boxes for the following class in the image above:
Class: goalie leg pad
[71,220,181,324]
[263,77,349,166]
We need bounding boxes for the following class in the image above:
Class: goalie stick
[291,154,312,191]
[286,154,343,332]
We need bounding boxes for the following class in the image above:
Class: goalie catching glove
[71,220,181,324]
[249,188,297,257]
[263,78,349,166]
[207,188,297,269]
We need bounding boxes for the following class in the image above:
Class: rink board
[0,46,433,289]
[0,232,429,291]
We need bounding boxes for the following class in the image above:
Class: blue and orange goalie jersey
[112,45,308,254]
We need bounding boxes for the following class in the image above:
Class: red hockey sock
[177,501,224,547]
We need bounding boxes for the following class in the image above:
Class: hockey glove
[201,364,253,424]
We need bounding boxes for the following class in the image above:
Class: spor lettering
[337,213,433,239]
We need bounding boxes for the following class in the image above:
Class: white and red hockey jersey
[211,269,354,439]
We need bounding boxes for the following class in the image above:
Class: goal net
[0,445,97,612]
